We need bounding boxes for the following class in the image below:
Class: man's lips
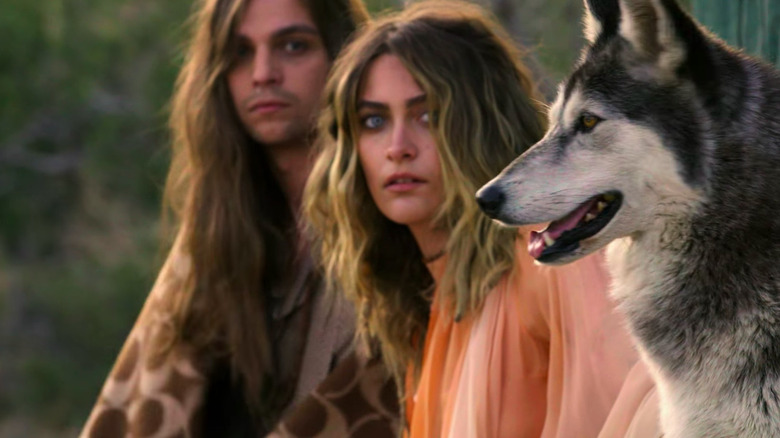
[248,100,289,114]
[384,173,426,192]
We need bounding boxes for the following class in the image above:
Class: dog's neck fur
[606,48,780,436]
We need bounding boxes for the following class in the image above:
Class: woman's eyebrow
[405,94,427,108]
[357,100,387,111]
[357,94,427,110]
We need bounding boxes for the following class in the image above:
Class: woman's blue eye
[362,115,384,129]
[420,111,430,123]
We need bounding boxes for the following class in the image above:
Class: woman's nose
[386,123,417,161]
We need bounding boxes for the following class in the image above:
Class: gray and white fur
[477,0,780,436]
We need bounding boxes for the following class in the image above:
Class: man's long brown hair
[160,0,368,416]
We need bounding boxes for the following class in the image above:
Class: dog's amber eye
[581,114,599,130]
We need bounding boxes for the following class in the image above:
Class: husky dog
[476,0,780,436]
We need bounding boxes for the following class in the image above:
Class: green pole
[692,0,780,67]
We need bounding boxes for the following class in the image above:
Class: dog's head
[477,0,710,265]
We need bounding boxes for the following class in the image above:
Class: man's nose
[252,47,281,86]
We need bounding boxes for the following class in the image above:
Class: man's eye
[361,115,384,129]
[283,40,308,53]
[234,42,253,61]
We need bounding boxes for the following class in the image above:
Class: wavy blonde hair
[161,0,367,421]
[304,0,546,386]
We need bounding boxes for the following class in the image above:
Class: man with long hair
[80,0,398,436]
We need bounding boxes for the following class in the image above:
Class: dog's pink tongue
[528,231,546,259]
[527,199,598,259]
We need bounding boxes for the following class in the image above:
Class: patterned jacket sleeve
[267,352,400,438]
[79,233,210,438]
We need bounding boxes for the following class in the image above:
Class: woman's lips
[385,173,426,192]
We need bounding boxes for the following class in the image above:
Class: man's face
[226,0,330,148]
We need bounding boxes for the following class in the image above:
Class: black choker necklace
[422,249,446,264]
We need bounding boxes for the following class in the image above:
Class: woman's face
[356,54,444,233]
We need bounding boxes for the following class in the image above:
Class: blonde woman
[305,1,660,437]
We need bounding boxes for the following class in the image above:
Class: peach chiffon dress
[404,235,662,438]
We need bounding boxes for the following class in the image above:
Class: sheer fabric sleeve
[598,359,662,438]
[535,249,661,438]
[403,235,660,438]
[406,245,557,438]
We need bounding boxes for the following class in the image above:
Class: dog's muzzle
[476,185,505,218]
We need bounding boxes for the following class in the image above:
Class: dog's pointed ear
[583,0,620,44]
[618,0,687,75]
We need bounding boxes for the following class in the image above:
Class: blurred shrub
[0,0,190,432]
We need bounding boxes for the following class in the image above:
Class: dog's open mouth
[529,191,623,263]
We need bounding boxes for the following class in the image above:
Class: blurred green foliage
[0,0,191,433]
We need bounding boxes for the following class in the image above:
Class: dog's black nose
[476,186,505,217]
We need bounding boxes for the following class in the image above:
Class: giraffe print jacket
[79,233,399,438]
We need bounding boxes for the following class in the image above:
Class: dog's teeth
[543,232,556,247]
[597,201,607,212]
[603,193,616,202]
[585,213,597,222]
